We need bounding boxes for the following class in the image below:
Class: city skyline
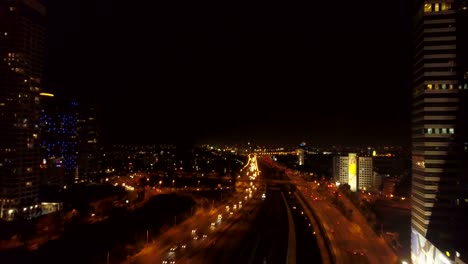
[43,0,413,146]
[3,1,468,263]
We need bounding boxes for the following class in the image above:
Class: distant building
[39,94,79,187]
[332,154,377,191]
[0,0,46,220]
[297,142,307,166]
[358,156,373,190]
[411,1,468,263]
[333,155,349,186]
[76,103,101,182]
[373,171,383,191]
[38,94,102,187]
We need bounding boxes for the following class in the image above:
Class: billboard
[348,153,357,191]
[411,227,452,264]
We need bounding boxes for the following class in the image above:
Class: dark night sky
[43,0,414,147]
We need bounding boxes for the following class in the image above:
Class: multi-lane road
[173,158,323,264]
[126,153,325,264]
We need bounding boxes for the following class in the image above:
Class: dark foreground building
[0,0,46,220]
[411,0,468,263]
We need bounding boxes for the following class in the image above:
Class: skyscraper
[411,1,468,263]
[76,102,101,183]
[0,0,46,220]
[39,93,79,188]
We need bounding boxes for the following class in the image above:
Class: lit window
[424,3,432,12]
[449,128,454,134]
[427,128,432,134]
[427,84,433,90]
[441,3,451,11]
[434,3,440,11]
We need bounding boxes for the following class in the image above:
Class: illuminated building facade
[0,0,46,220]
[39,97,101,185]
[297,142,308,166]
[39,93,78,187]
[348,153,357,191]
[332,154,375,191]
[411,0,468,263]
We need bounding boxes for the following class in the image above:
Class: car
[170,245,178,251]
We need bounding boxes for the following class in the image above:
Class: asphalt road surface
[183,164,323,264]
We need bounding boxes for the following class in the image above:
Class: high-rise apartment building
[0,0,46,220]
[39,93,79,188]
[76,103,101,183]
[358,156,373,189]
[332,154,376,191]
[39,96,102,185]
[411,1,468,263]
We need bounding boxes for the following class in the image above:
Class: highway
[248,186,289,264]
[126,187,263,264]
[287,191,323,264]
[184,157,323,264]
[180,185,323,264]
[206,159,322,264]
[260,156,399,264]
[126,153,324,264]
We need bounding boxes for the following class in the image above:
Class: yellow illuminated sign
[348,153,357,192]
[39,92,54,97]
